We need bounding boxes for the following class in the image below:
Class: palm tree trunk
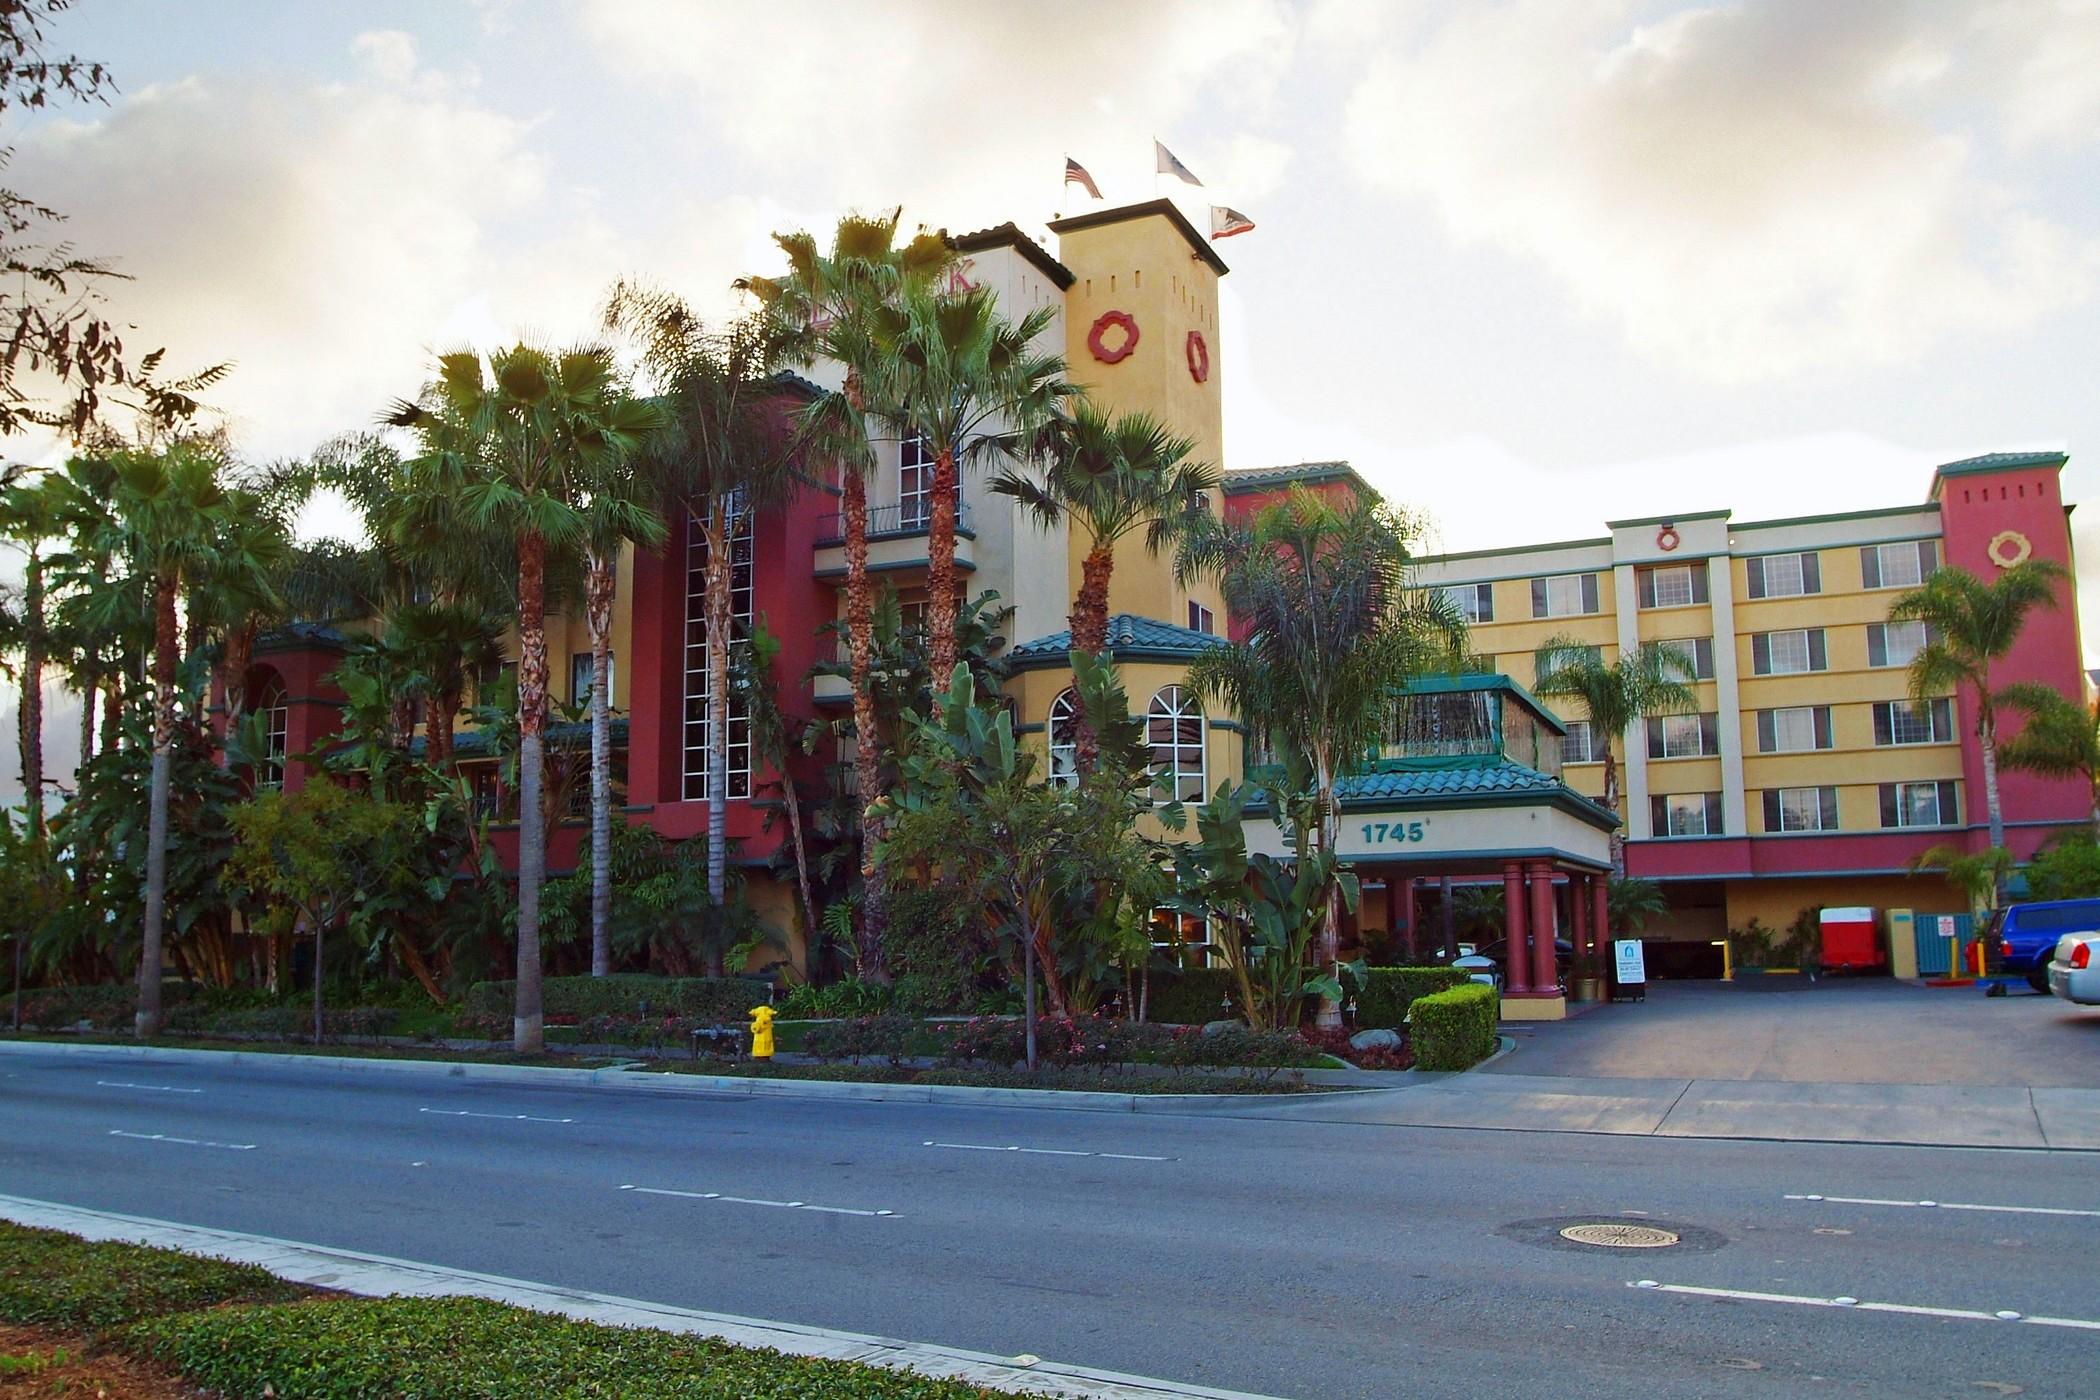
[779,759,820,970]
[18,548,42,839]
[1312,750,1342,1029]
[841,466,890,982]
[926,445,960,692]
[1979,706,2008,905]
[1070,544,1114,774]
[1603,747,1625,875]
[586,549,616,978]
[78,674,96,775]
[214,620,256,768]
[137,572,179,1038]
[101,682,121,756]
[703,504,732,978]
[513,529,548,1055]
[311,914,326,1046]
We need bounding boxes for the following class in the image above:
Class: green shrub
[125,1294,1027,1399]
[1409,983,1500,1071]
[885,885,993,1014]
[1144,968,1237,1024]
[462,974,769,1026]
[13,982,198,1031]
[800,1014,919,1066]
[1350,966,1472,1029]
[163,1006,394,1038]
[0,1223,301,1331]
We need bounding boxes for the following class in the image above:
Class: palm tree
[0,471,65,837]
[1178,486,1467,1025]
[1889,560,2066,866]
[92,443,228,1035]
[992,403,1213,770]
[191,484,292,765]
[387,345,659,1053]
[603,294,795,975]
[862,283,1071,691]
[1995,682,2100,839]
[739,211,953,984]
[1531,638,1700,873]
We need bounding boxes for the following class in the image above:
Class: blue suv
[1995,899,2100,991]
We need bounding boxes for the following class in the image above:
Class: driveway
[1489,976,2100,1087]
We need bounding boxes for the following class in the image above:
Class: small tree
[226,783,425,1044]
[1996,682,2100,840]
[1532,639,1699,874]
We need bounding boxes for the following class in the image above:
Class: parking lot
[1488,975,2100,1087]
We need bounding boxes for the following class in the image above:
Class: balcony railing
[817,499,971,543]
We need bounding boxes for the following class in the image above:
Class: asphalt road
[4,1049,2098,1399]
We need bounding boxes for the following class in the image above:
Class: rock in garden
[1350,1028,1403,1052]
[1202,1020,1240,1036]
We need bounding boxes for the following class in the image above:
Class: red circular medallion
[1656,525,1680,553]
[1087,310,1139,364]
[1185,330,1210,383]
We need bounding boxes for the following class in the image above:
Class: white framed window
[571,652,615,708]
[1873,698,1954,746]
[1561,721,1599,764]
[1752,628,1826,675]
[1867,620,1933,669]
[1881,780,1958,828]
[1763,786,1839,833]
[1650,792,1723,837]
[1647,712,1719,759]
[1638,563,1707,609]
[1047,689,1078,788]
[1531,572,1599,618]
[1443,582,1493,623]
[899,430,936,529]
[1150,881,1212,970]
[1861,540,1937,590]
[1747,551,1820,599]
[1147,685,1206,804]
[682,504,753,802]
[253,675,288,790]
[1658,636,1716,681]
[1187,600,1215,635]
[1757,706,1832,753]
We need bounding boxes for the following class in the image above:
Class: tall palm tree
[991,402,1213,770]
[862,284,1071,691]
[191,485,292,765]
[91,443,228,1035]
[1178,487,1467,1025]
[1889,560,2066,868]
[0,471,65,837]
[738,211,953,984]
[604,292,796,974]
[1531,637,1699,873]
[1997,683,2100,839]
[387,345,659,1053]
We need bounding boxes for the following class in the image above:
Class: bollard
[748,1005,776,1060]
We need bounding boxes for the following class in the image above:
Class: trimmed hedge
[163,1006,394,1038]
[1145,968,1237,1024]
[1352,966,1474,1030]
[0,1223,301,1331]
[13,982,198,1031]
[127,1294,1016,1398]
[462,974,769,1025]
[1409,983,1500,1071]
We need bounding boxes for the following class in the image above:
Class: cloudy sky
[9,0,2100,650]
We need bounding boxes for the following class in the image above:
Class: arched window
[1148,686,1205,804]
[252,674,288,790]
[1047,689,1078,788]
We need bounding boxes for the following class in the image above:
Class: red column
[1528,861,1559,995]
[1592,876,1611,964]
[1502,862,1530,994]
[1571,874,1590,964]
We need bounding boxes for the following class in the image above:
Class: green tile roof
[1934,450,2068,477]
[1007,613,1223,667]
[1336,763,1566,802]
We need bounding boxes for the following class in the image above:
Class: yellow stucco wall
[1054,210,1226,633]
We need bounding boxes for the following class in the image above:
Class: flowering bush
[800,1014,917,1066]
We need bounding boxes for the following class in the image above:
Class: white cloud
[351,29,420,87]
[578,0,1295,232]
[1344,0,2100,381]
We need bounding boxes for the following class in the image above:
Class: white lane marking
[108,1129,254,1151]
[1630,1281,2100,1331]
[418,1108,575,1124]
[1787,1193,2100,1220]
[96,1080,201,1094]
[618,1184,895,1218]
[923,1140,1171,1162]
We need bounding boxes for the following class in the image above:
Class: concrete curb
[0,1038,1378,1116]
[0,1194,1285,1400]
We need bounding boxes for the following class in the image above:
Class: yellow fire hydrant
[748,1005,776,1060]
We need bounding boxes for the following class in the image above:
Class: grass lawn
[0,1222,1037,1398]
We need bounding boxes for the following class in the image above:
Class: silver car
[2046,932,2100,1006]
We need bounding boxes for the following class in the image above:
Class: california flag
[1154,139,1203,186]
[1064,156,1103,200]
[1210,205,1256,240]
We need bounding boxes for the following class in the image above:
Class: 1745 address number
[1360,821,1427,845]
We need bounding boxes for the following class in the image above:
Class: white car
[2046,933,2100,1006]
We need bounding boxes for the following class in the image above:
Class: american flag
[1064,157,1103,200]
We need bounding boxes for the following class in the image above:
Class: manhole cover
[1559,1222,1680,1249]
